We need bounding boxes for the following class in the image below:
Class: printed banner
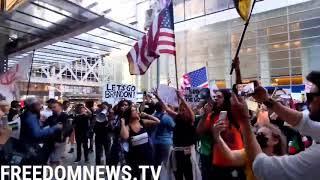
[102,83,137,104]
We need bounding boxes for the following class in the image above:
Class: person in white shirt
[230,71,320,180]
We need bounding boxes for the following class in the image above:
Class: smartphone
[218,111,228,123]
[236,82,255,96]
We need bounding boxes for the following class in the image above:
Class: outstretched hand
[231,93,250,125]
[233,57,240,69]
[253,86,269,103]
[151,88,159,97]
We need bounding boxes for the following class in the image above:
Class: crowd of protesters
[0,70,319,180]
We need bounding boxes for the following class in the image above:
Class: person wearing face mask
[232,71,320,180]
[268,101,304,155]
[212,122,287,180]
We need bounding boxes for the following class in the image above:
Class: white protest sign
[158,84,179,107]
[246,99,258,111]
[102,83,137,104]
[183,87,202,105]
[0,83,16,102]
[291,93,303,102]
[305,80,312,93]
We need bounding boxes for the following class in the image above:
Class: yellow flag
[1,0,26,12]
[234,0,254,21]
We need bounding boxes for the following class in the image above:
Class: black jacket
[73,114,90,139]
[46,112,73,142]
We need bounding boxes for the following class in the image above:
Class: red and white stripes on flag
[181,74,191,90]
[127,1,175,75]
[180,67,209,90]
[127,35,156,75]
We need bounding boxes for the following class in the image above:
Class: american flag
[181,67,209,89]
[127,0,175,75]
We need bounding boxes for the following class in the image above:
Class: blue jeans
[154,144,171,166]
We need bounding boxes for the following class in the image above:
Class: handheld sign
[158,84,179,107]
[102,83,137,104]
[183,87,202,105]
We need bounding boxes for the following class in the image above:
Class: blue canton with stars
[187,67,208,87]
[160,2,174,30]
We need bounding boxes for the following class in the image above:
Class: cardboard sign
[102,83,137,104]
[246,99,259,111]
[158,84,179,107]
[183,87,202,105]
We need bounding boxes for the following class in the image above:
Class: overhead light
[284,42,290,47]
[273,44,280,48]
[294,41,301,46]
[247,48,252,53]
[103,9,112,14]
[10,34,18,39]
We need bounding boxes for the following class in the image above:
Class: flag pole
[205,61,209,87]
[169,0,179,90]
[157,57,160,88]
[230,0,257,76]
[26,50,35,96]
[174,56,179,89]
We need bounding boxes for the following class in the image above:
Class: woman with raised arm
[120,105,160,180]
[212,119,287,180]
[197,89,245,179]
[155,89,200,180]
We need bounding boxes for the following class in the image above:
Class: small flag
[0,54,32,85]
[233,0,254,21]
[181,67,208,90]
[288,137,300,155]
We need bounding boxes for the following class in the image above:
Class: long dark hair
[122,105,136,125]
[212,89,239,129]
[114,99,132,116]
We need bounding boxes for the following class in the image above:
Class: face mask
[256,132,269,149]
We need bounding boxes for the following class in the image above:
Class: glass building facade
[167,0,320,90]
[101,0,320,92]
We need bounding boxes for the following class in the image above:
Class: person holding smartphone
[197,90,245,180]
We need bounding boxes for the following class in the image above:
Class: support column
[0,23,8,73]
[225,23,232,89]
[300,48,309,83]
[259,52,271,86]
